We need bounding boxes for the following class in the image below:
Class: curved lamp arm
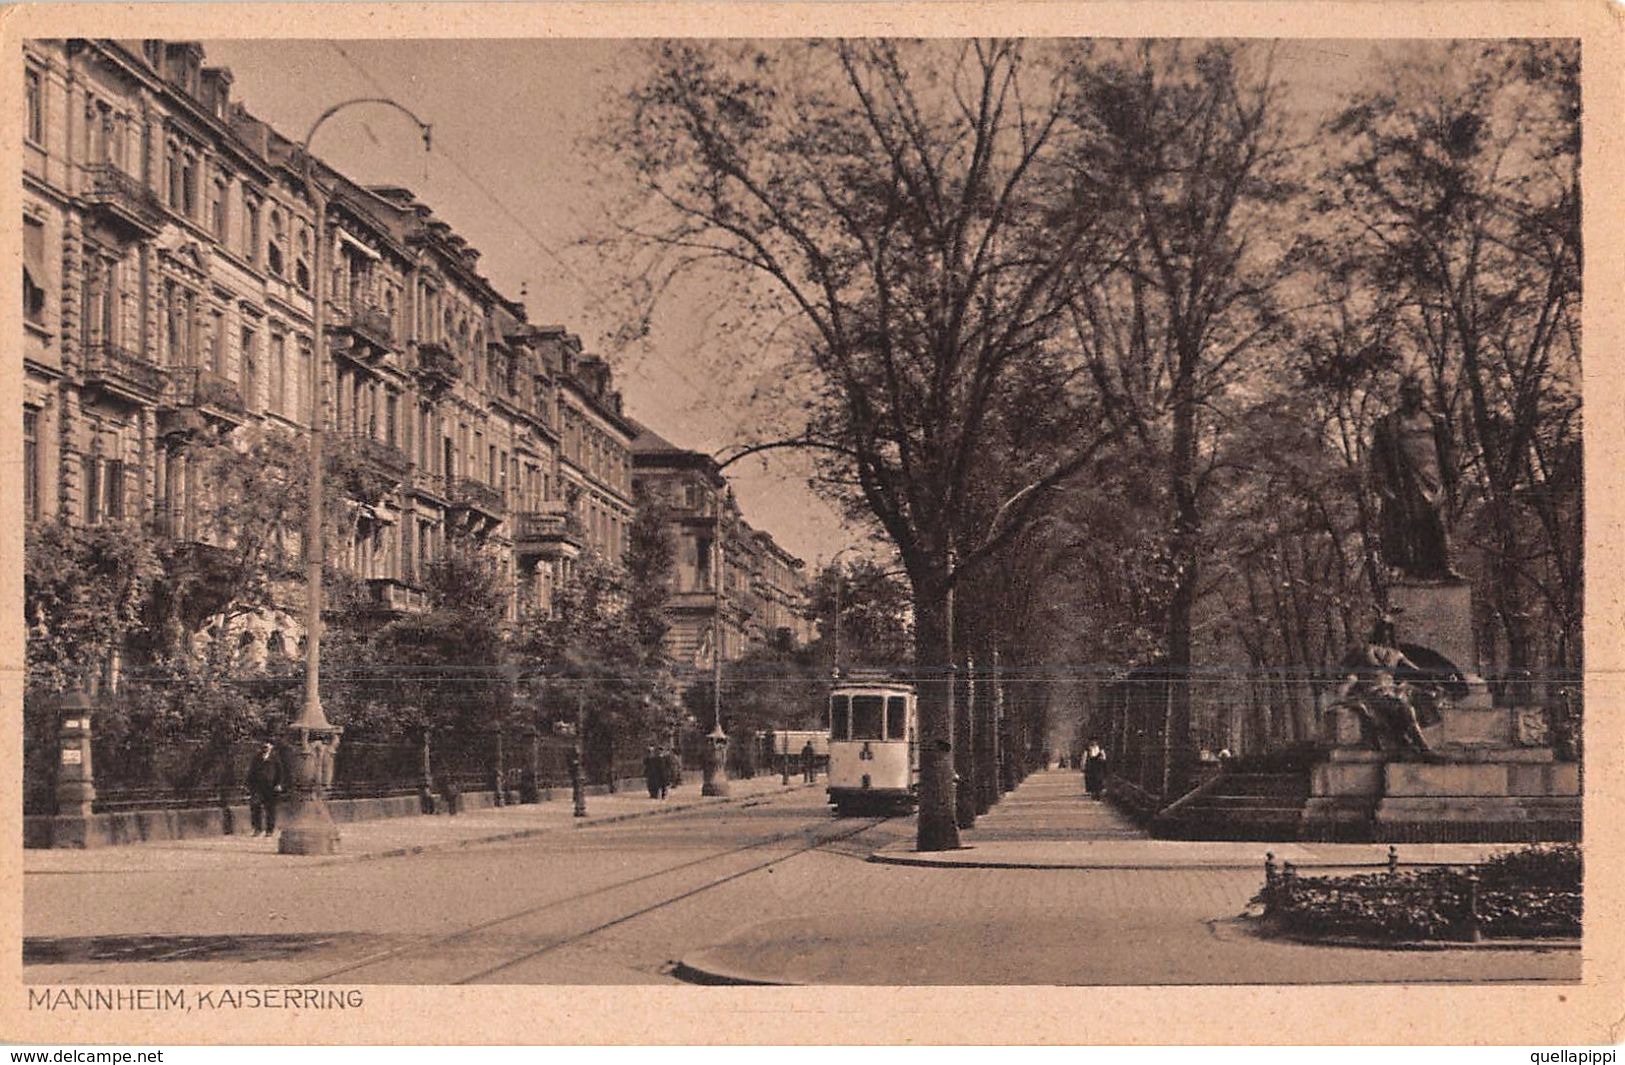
[303,96,432,156]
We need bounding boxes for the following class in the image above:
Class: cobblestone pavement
[24,774,1579,985]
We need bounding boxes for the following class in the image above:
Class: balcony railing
[341,430,412,483]
[165,367,247,415]
[513,502,584,558]
[448,476,506,520]
[81,164,167,238]
[82,342,167,402]
[365,577,429,616]
[334,299,396,354]
[413,341,461,389]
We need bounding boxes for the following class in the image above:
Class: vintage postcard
[2,0,1621,1047]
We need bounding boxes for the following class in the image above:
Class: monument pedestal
[1302,580,1579,842]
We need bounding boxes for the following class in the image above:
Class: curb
[867,847,1504,873]
[669,957,795,986]
[25,781,822,875]
[307,781,819,868]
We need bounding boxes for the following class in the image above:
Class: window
[165,142,182,209]
[209,178,227,239]
[269,333,286,415]
[385,393,398,447]
[887,696,909,740]
[298,338,312,421]
[104,460,124,520]
[181,154,198,217]
[266,211,284,277]
[851,696,886,739]
[82,456,100,524]
[295,227,311,291]
[23,409,39,522]
[80,455,122,524]
[242,197,260,264]
[830,695,850,739]
[209,310,225,374]
[23,217,45,325]
[240,326,257,408]
[25,67,42,144]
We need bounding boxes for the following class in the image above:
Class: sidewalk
[869,770,1515,869]
[25,774,819,876]
[675,770,1577,986]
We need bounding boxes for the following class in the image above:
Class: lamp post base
[277,811,340,856]
[278,723,343,856]
[701,729,730,797]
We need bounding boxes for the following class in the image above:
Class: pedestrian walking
[246,740,286,836]
[800,740,817,783]
[661,747,681,797]
[643,745,665,800]
[1083,739,1108,801]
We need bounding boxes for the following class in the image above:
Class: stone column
[52,690,98,848]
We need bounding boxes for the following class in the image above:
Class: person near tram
[801,740,817,783]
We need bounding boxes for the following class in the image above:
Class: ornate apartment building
[20,37,634,662]
[629,422,814,668]
[23,37,812,675]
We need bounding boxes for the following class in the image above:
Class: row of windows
[25,63,313,289]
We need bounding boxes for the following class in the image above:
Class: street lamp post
[701,529,729,797]
[278,98,431,856]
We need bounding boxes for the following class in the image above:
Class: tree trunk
[913,569,960,852]
[1166,395,1200,796]
[954,642,977,828]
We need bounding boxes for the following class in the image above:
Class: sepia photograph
[5,1,1621,1047]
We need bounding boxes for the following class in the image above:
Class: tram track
[300,813,893,985]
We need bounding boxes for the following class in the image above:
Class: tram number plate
[859,742,874,760]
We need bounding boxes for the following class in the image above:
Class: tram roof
[830,679,916,694]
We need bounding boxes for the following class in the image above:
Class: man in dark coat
[1082,740,1108,801]
[800,740,817,783]
[661,747,681,797]
[246,740,286,836]
[643,746,665,800]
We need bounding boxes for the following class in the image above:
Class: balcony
[513,501,584,561]
[82,342,167,404]
[159,367,247,435]
[412,341,460,391]
[447,476,506,528]
[81,164,167,240]
[335,431,411,498]
[365,577,429,617]
[332,299,396,358]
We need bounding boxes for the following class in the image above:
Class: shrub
[1257,844,1581,942]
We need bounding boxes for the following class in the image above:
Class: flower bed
[1257,844,1581,942]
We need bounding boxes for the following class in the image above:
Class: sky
[197,37,1394,569]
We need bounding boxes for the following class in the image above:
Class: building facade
[629,421,813,667]
[23,36,808,676]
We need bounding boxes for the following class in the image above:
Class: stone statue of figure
[1371,375,1457,580]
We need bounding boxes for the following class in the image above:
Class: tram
[826,677,918,816]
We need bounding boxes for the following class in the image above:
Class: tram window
[830,695,850,740]
[851,695,884,739]
[886,696,908,739]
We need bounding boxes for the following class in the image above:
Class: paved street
[25,772,1578,985]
